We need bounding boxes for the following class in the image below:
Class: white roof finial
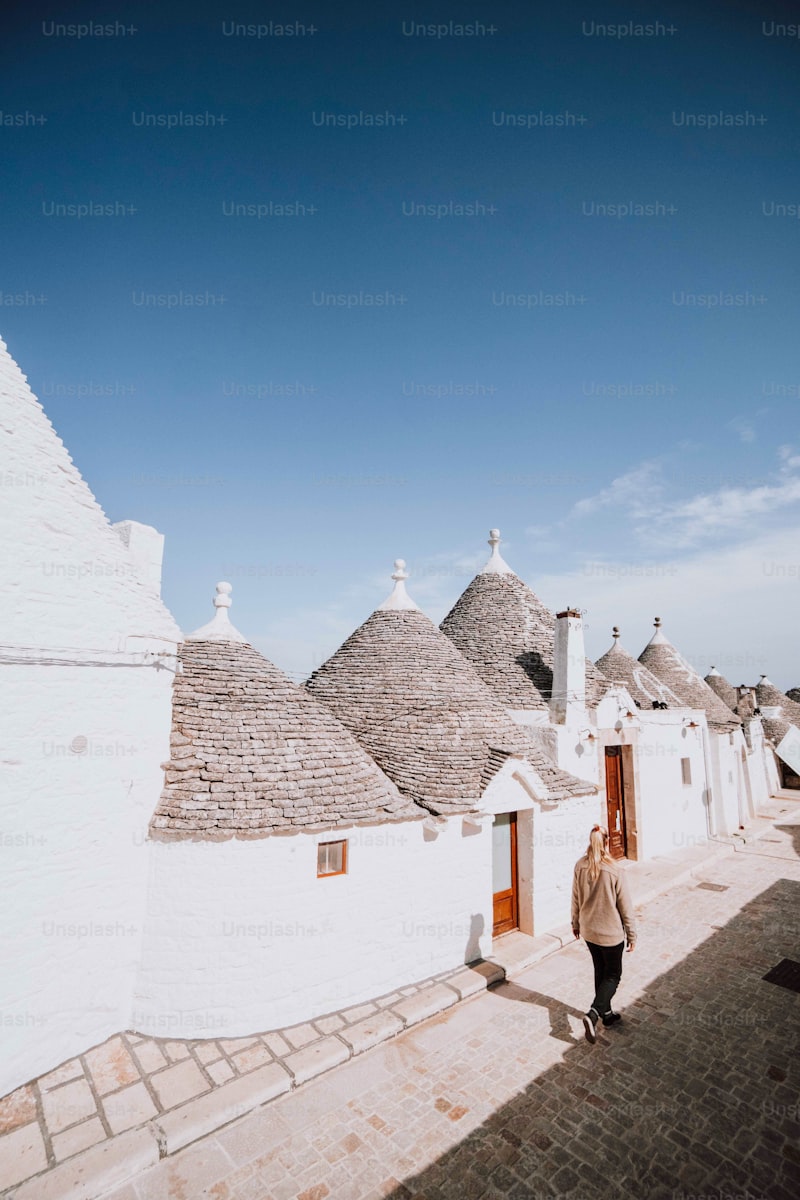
[648,616,668,646]
[186,581,248,642]
[480,528,514,576]
[377,559,420,612]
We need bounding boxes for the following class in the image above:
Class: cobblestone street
[91,808,800,1200]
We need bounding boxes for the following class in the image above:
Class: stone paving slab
[2,801,796,1200]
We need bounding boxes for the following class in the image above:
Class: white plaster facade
[133,819,492,1040]
[0,337,180,1099]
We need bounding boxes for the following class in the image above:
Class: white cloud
[569,446,800,549]
[534,525,800,687]
[571,460,663,518]
[727,410,769,444]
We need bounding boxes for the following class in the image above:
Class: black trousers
[585,940,624,1015]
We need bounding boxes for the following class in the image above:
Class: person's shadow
[463,914,582,1044]
[491,979,584,1044]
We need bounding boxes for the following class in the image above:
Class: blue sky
[3,1,799,686]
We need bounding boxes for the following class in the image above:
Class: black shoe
[582,1009,598,1043]
[601,1011,622,1027]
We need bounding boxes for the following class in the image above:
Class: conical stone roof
[703,667,739,713]
[306,563,596,812]
[595,628,683,709]
[439,531,608,711]
[754,676,800,746]
[151,584,421,840]
[787,687,800,704]
[638,620,741,732]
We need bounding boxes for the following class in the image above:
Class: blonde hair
[585,825,614,882]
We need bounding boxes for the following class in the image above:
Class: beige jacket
[571,858,637,947]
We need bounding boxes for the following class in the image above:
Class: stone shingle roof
[151,587,421,840]
[787,687,800,704]
[306,579,596,811]
[638,620,741,733]
[439,534,608,711]
[754,676,800,746]
[703,667,739,714]
[595,629,683,709]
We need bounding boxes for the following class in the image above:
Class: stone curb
[7,806,793,1200]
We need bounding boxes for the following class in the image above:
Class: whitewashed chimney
[550,608,586,725]
[112,519,165,595]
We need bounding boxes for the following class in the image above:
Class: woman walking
[571,825,637,1043]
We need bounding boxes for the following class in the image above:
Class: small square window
[681,758,692,785]
[317,839,347,877]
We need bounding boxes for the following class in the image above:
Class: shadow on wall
[388,878,800,1200]
[465,914,485,965]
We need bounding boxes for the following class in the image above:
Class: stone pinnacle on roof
[480,528,516,576]
[377,559,420,612]
[595,625,683,710]
[638,618,740,731]
[647,616,669,646]
[186,581,248,643]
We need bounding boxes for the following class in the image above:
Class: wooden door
[604,747,627,859]
[492,812,518,935]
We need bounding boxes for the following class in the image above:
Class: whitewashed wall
[0,662,175,1097]
[0,337,180,1097]
[742,720,777,810]
[710,731,745,836]
[507,713,602,789]
[132,818,492,1040]
[633,713,709,859]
